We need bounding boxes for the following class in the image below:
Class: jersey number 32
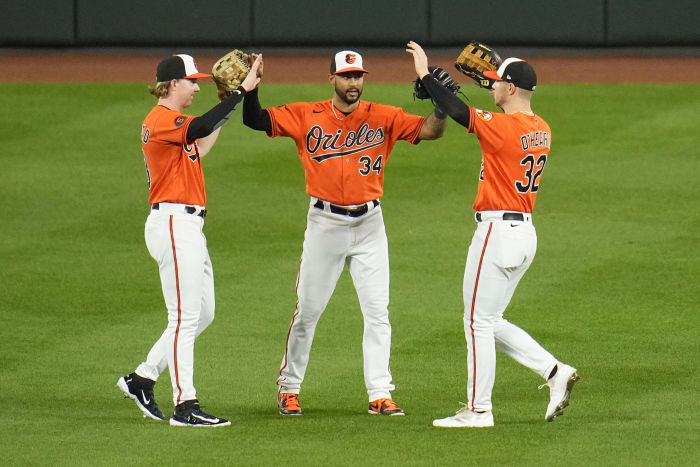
[515,154,547,193]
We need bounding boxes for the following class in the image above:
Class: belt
[476,212,524,222]
[152,203,207,218]
[314,199,379,217]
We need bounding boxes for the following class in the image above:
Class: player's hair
[149,81,171,98]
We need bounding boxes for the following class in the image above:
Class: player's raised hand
[242,54,263,91]
[250,53,264,80]
[406,41,430,79]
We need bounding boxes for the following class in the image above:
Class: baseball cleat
[540,363,580,422]
[368,398,405,416]
[432,404,494,428]
[169,400,231,427]
[116,373,165,421]
[278,393,303,415]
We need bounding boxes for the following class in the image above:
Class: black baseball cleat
[116,372,165,421]
[170,400,231,427]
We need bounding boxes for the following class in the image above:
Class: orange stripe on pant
[469,222,493,411]
[279,310,299,378]
[169,215,183,405]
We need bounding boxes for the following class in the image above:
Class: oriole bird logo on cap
[345,54,356,64]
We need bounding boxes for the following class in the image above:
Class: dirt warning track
[2,52,699,84]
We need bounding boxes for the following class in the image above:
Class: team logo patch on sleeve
[475,109,493,121]
[174,116,187,127]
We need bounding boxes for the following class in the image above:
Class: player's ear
[328,74,335,85]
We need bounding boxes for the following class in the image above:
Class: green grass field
[2,81,699,466]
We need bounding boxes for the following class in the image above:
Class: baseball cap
[483,58,537,91]
[156,54,211,82]
[330,50,369,75]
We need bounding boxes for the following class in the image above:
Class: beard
[335,84,362,105]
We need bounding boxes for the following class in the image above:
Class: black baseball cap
[483,58,537,91]
[156,54,211,82]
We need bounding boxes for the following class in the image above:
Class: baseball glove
[413,66,460,100]
[454,41,502,89]
[211,49,252,100]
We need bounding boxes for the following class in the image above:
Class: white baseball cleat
[540,363,580,422]
[432,404,494,428]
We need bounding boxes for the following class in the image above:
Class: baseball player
[406,42,579,427]
[116,53,262,427]
[242,50,447,416]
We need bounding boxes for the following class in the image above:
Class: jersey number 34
[515,154,547,193]
[358,155,383,176]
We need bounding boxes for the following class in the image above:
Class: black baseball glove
[413,66,460,100]
[413,66,463,119]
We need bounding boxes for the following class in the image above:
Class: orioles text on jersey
[307,123,385,163]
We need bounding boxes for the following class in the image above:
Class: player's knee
[199,307,215,330]
[297,299,326,319]
[464,313,496,329]
[361,305,390,325]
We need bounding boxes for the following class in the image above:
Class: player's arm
[420,76,470,128]
[195,128,222,157]
[242,88,272,132]
[407,41,470,128]
[418,110,446,140]
[187,91,246,142]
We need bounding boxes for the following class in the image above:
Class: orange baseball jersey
[141,106,206,206]
[267,99,426,205]
[467,107,552,213]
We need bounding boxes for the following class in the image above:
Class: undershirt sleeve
[186,88,247,141]
[420,75,470,128]
[242,88,272,132]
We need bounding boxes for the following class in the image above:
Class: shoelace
[538,379,553,390]
[281,394,301,409]
[383,399,400,411]
[373,398,401,411]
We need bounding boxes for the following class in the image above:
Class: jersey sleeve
[468,107,505,153]
[152,110,195,145]
[387,107,426,145]
[267,102,308,138]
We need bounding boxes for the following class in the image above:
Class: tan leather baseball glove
[211,49,252,100]
[454,41,502,90]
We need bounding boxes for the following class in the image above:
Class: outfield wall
[1,0,699,47]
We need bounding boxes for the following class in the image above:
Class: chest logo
[306,123,385,163]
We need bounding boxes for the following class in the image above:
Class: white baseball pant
[278,197,395,401]
[463,211,558,412]
[135,203,215,406]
